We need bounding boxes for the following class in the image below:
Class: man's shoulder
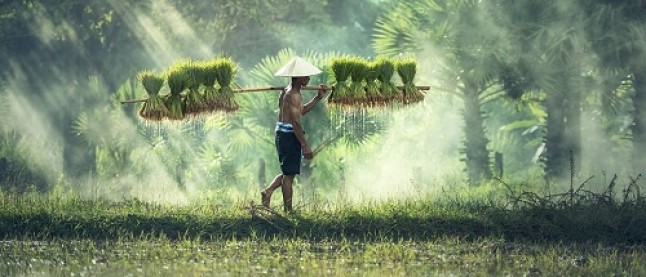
[286,86,301,94]
[285,89,302,100]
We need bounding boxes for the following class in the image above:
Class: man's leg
[282,175,295,212]
[261,174,283,207]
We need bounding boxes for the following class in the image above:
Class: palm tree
[583,1,646,172]
[373,0,504,184]
[491,0,592,179]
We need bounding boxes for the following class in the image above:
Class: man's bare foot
[261,190,271,207]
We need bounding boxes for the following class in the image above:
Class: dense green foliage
[371,0,646,183]
[1,1,645,275]
[0,0,385,193]
[0,0,645,205]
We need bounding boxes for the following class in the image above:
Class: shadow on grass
[1,196,644,244]
[1,173,645,243]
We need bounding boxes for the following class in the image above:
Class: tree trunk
[543,68,585,181]
[543,92,568,179]
[461,82,492,185]
[564,76,582,174]
[631,70,646,172]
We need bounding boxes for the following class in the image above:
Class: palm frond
[336,109,386,148]
[113,79,141,119]
[249,48,297,86]
[372,3,421,56]
[198,143,223,168]
[236,92,278,133]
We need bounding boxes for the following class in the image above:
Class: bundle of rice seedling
[348,57,368,107]
[137,70,168,121]
[165,63,189,120]
[396,57,424,104]
[363,61,381,107]
[215,57,239,113]
[374,56,398,106]
[182,61,207,116]
[201,59,219,112]
[329,56,353,106]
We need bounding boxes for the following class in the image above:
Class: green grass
[1,191,644,243]
[1,181,645,275]
[1,236,645,276]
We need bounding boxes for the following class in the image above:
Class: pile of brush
[328,55,424,109]
[138,57,239,121]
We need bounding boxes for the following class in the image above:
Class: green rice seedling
[329,56,353,106]
[396,57,424,104]
[363,61,381,108]
[210,59,228,112]
[201,60,219,112]
[137,70,168,121]
[165,63,189,120]
[182,61,207,116]
[348,57,368,107]
[374,56,398,106]
[215,57,239,113]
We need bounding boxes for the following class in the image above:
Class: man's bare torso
[278,85,302,123]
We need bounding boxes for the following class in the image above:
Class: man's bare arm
[302,95,322,115]
[278,90,285,121]
[287,93,313,159]
[302,85,327,115]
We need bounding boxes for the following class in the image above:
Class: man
[261,56,327,212]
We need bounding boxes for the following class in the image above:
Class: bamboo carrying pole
[120,85,431,104]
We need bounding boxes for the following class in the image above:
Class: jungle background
[1,0,645,205]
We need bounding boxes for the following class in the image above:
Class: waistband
[275,122,294,133]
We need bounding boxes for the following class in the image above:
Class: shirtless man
[261,75,327,213]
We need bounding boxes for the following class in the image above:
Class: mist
[1,0,644,204]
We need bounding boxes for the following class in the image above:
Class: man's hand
[302,144,314,160]
[316,84,328,100]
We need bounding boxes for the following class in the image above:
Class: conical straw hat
[274,56,322,77]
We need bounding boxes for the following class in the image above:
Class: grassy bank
[2,181,646,276]
[1,189,645,243]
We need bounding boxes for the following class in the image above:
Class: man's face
[298,76,310,86]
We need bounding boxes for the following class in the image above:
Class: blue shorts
[275,122,302,175]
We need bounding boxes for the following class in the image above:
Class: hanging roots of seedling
[138,70,168,121]
[182,61,207,117]
[215,57,239,113]
[165,63,189,120]
[396,57,424,105]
